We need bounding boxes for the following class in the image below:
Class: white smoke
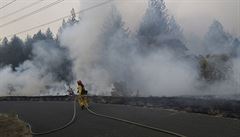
[0,41,68,96]
[59,1,240,97]
[131,50,198,96]
[60,3,198,97]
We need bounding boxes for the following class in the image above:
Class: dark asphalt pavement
[0,101,239,137]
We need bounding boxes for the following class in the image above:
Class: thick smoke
[185,21,240,97]
[0,40,72,96]
[60,2,198,96]
[60,0,240,97]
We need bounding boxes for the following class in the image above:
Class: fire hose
[26,97,186,137]
[27,98,77,136]
[86,106,187,137]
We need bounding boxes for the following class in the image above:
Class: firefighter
[77,80,88,109]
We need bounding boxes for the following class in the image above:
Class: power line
[0,0,64,28]
[5,0,113,38]
[0,0,46,20]
[0,0,16,10]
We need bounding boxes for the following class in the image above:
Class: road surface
[0,101,239,137]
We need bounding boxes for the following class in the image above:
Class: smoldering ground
[0,0,240,98]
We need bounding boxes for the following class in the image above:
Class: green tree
[46,28,54,40]
[32,30,47,41]
[5,35,25,69]
[1,37,8,47]
[138,0,169,45]
[137,0,186,54]
[204,20,233,54]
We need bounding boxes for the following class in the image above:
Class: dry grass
[0,113,32,137]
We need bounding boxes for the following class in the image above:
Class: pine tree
[67,8,79,26]
[204,20,233,54]
[168,16,184,40]
[62,19,66,27]
[6,35,25,68]
[57,8,79,37]
[1,37,8,47]
[33,30,47,41]
[101,6,129,46]
[206,20,232,44]
[24,35,34,59]
[99,5,133,86]
[137,0,186,54]
[231,38,240,57]
[46,28,54,40]
[138,0,169,45]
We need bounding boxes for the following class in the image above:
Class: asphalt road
[0,101,239,137]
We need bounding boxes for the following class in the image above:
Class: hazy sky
[0,0,239,40]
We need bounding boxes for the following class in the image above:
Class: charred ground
[1,95,240,120]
